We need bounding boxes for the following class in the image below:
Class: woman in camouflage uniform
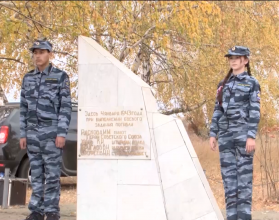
[209,46,261,220]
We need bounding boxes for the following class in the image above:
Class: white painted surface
[153,120,185,156]
[146,112,154,129]
[118,71,145,108]
[158,146,197,190]
[142,87,158,113]
[176,119,198,158]
[150,140,156,160]
[152,113,174,129]
[117,160,160,185]
[195,212,218,220]
[78,64,118,107]
[117,185,167,220]
[82,36,117,60]
[164,175,215,220]
[78,37,111,64]
[109,59,150,88]
[77,160,117,220]
[77,35,223,220]
[192,158,224,220]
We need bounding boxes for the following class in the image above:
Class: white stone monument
[77,36,224,220]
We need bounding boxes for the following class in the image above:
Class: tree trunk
[141,49,151,84]
[131,47,143,74]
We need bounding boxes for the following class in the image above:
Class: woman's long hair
[217,58,251,104]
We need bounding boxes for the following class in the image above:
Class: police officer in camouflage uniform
[209,46,261,220]
[19,39,72,220]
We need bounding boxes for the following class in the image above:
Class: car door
[61,110,77,176]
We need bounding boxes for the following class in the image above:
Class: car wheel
[18,158,31,183]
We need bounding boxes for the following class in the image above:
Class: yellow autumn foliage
[0,1,278,131]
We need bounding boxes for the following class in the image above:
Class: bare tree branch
[52,50,77,59]
[142,42,178,77]
[10,1,19,10]
[141,49,151,84]
[131,48,143,74]
[0,3,53,31]
[119,25,155,62]
[153,67,180,74]
[161,99,209,115]
[173,39,218,48]
[107,35,114,53]
[132,25,155,49]
[25,1,40,33]
[120,2,133,16]
[0,2,15,7]
[134,2,147,19]
[0,1,31,8]
[0,57,25,65]
[150,80,172,86]
[119,39,127,62]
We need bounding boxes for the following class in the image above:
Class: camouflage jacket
[209,72,261,139]
[20,63,72,138]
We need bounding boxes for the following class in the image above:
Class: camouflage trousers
[218,130,254,220]
[26,125,62,215]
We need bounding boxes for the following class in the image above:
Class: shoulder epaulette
[26,69,35,74]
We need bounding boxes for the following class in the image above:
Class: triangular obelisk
[77,35,224,220]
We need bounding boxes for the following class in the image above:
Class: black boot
[24,212,44,220]
[46,213,60,220]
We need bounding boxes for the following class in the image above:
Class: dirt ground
[1,203,279,220]
[0,204,76,220]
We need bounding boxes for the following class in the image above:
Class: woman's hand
[209,137,217,151]
[246,138,255,153]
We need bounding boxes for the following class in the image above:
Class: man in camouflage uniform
[20,39,72,220]
[209,46,261,220]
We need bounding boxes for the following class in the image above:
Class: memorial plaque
[77,106,151,159]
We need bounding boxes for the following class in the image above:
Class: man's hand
[209,137,217,151]
[56,136,66,148]
[20,138,27,149]
[246,138,255,154]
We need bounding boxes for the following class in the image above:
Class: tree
[0,1,278,132]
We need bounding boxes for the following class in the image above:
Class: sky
[6,86,19,102]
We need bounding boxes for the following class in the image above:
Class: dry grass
[189,131,279,212]
[25,131,279,212]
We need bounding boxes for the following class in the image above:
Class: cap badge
[232,46,235,51]
[35,42,40,45]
